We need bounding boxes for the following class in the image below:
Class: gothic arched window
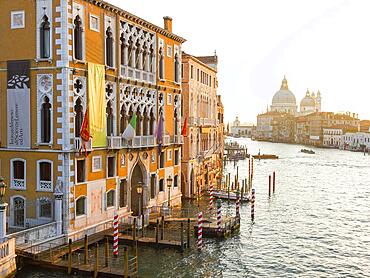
[174,54,179,83]
[106,101,114,136]
[106,27,114,67]
[74,98,83,137]
[135,41,141,69]
[40,15,50,59]
[120,104,126,134]
[120,33,126,65]
[41,96,51,143]
[159,47,164,79]
[73,15,83,60]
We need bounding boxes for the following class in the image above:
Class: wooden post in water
[187,218,191,248]
[241,180,244,202]
[268,175,271,197]
[124,246,129,278]
[228,173,231,190]
[156,219,159,244]
[84,234,88,265]
[94,243,99,278]
[236,166,239,183]
[133,217,137,241]
[273,171,276,193]
[227,183,230,204]
[180,222,184,252]
[104,237,109,267]
[68,239,72,275]
[161,216,165,240]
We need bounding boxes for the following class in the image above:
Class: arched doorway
[13,197,25,227]
[130,162,145,216]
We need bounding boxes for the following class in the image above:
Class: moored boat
[252,154,279,159]
[301,149,315,154]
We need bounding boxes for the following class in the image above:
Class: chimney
[163,16,173,33]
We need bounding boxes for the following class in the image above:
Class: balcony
[11,179,25,190]
[188,117,199,126]
[107,136,122,149]
[121,65,155,85]
[173,135,184,144]
[163,135,171,146]
[200,118,216,126]
[122,135,155,148]
[74,137,93,152]
[38,180,53,192]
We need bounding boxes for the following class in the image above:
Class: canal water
[16,138,370,277]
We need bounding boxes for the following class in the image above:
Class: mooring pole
[133,217,137,241]
[251,188,255,222]
[156,218,159,244]
[68,239,72,274]
[236,166,239,182]
[268,175,271,198]
[161,216,165,240]
[273,171,276,193]
[241,180,244,202]
[124,246,129,278]
[84,234,88,265]
[180,222,184,252]
[187,218,191,248]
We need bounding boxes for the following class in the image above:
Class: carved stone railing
[122,135,156,148]
[11,179,25,190]
[107,136,122,149]
[9,221,58,246]
[121,65,155,84]
[74,137,92,152]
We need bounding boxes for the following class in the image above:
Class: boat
[252,154,279,159]
[301,149,315,154]
[212,190,250,202]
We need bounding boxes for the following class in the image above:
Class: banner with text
[88,63,106,147]
[7,60,30,148]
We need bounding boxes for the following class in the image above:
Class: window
[190,65,193,79]
[41,96,51,143]
[106,100,114,136]
[76,197,86,216]
[11,159,26,190]
[89,14,99,32]
[107,190,115,207]
[167,150,172,161]
[107,156,116,178]
[159,179,164,192]
[167,93,172,105]
[92,156,102,172]
[119,179,127,208]
[11,10,25,29]
[38,161,53,192]
[39,198,52,218]
[76,159,86,183]
[74,97,84,137]
[181,64,184,79]
[167,45,172,57]
[159,151,165,168]
[73,15,83,60]
[174,150,179,165]
[174,54,179,83]
[150,174,156,199]
[174,175,178,188]
[40,15,51,58]
[105,27,114,67]
[159,47,164,80]
[197,69,199,81]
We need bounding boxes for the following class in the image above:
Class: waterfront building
[340,132,370,151]
[181,52,222,198]
[230,116,255,137]
[323,128,344,148]
[256,112,295,143]
[359,120,370,132]
[0,0,185,240]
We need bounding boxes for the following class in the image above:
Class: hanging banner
[7,60,31,148]
[88,63,106,147]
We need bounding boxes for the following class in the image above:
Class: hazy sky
[107,0,370,124]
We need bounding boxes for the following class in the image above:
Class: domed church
[270,76,322,116]
[270,76,297,115]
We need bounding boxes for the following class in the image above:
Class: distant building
[323,128,343,148]
[230,116,255,137]
[360,120,370,132]
[341,132,370,151]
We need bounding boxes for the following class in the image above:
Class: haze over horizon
[107,0,370,124]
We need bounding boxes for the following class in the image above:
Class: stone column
[0,203,7,241]
[54,192,63,236]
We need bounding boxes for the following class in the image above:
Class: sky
[107,0,370,124]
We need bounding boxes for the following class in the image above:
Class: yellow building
[181,52,223,198]
[0,0,185,240]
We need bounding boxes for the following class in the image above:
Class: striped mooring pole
[217,199,222,232]
[113,210,119,256]
[209,183,214,212]
[251,188,255,221]
[198,212,203,250]
[236,191,240,220]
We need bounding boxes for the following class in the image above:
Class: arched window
[174,53,179,83]
[143,108,149,136]
[106,190,115,207]
[150,110,155,135]
[174,108,179,135]
[120,104,126,134]
[41,96,51,143]
[11,159,26,190]
[149,46,155,73]
[159,47,164,79]
[106,27,114,67]
[128,39,134,67]
[135,41,141,69]
[106,101,114,136]
[13,196,25,227]
[40,15,50,59]
[38,160,53,192]
[39,198,52,218]
[120,33,126,65]
[74,15,83,60]
[74,98,83,137]
[76,196,86,216]
[135,110,141,136]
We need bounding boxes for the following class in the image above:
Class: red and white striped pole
[113,210,119,256]
[251,158,254,180]
[209,183,214,212]
[217,199,222,232]
[251,189,255,221]
[198,212,203,250]
[236,191,240,220]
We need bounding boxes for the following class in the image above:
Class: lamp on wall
[0,177,7,204]
[136,182,143,218]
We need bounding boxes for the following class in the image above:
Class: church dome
[272,76,296,105]
[300,90,315,107]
